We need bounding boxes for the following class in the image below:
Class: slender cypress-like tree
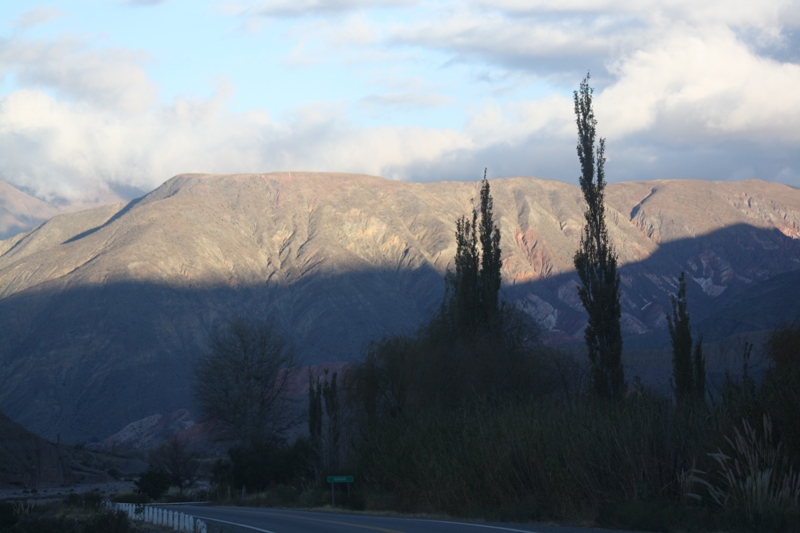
[448,170,502,337]
[693,335,705,401]
[478,169,502,330]
[452,206,480,337]
[667,272,705,403]
[668,272,694,404]
[573,73,624,401]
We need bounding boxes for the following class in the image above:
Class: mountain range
[0,172,799,443]
[0,180,61,240]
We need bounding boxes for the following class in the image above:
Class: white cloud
[225,0,417,18]
[120,0,172,5]
[0,83,473,204]
[383,0,800,79]
[482,0,797,31]
[12,7,67,29]
[360,92,452,110]
[598,25,800,142]
[388,7,628,69]
[465,94,573,146]
[0,37,157,113]
[1,0,799,206]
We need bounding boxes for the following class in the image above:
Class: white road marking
[200,516,278,533]
[414,518,540,532]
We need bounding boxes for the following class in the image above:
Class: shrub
[213,438,316,495]
[352,395,713,519]
[134,466,171,500]
[85,509,130,533]
[63,491,102,510]
[692,416,800,521]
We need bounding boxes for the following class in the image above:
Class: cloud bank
[0,0,798,205]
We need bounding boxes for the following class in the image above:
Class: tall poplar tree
[667,272,705,403]
[573,74,625,401]
[478,170,502,330]
[452,204,480,337]
[449,170,502,337]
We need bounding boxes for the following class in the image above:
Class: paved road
[164,505,633,533]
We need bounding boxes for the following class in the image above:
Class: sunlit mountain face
[0,180,62,239]
[1,172,799,442]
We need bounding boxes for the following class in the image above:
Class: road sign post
[327,476,354,507]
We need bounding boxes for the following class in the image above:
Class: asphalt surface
[162,505,634,533]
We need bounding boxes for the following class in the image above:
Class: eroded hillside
[1,172,798,441]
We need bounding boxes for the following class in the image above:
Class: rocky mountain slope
[0,180,61,240]
[0,172,798,442]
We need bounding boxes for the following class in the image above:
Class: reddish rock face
[0,413,72,489]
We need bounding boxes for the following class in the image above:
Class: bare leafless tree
[193,317,297,447]
[149,435,200,492]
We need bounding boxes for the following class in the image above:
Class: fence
[109,502,208,533]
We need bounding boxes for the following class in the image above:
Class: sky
[1,1,799,205]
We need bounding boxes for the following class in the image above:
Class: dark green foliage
[109,492,148,504]
[478,170,502,329]
[85,510,129,533]
[346,305,547,422]
[0,502,16,529]
[451,207,480,337]
[760,321,800,464]
[668,272,693,401]
[345,335,412,426]
[667,272,706,404]
[134,465,171,500]
[693,336,705,400]
[193,317,297,447]
[213,438,316,494]
[352,396,712,519]
[321,371,341,469]
[62,492,102,510]
[345,173,547,433]
[308,370,342,470]
[765,320,800,372]
[308,370,323,449]
[572,73,624,401]
[448,169,502,338]
[342,307,800,531]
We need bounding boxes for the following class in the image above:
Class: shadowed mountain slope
[0,172,799,442]
[0,412,72,488]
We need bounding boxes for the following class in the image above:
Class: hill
[0,412,72,489]
[0,172,798,442]
[0,180,61,240]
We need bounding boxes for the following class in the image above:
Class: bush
[6,508,130,533]
[352,395,713,519]
[85,510,129,533]
[0,502,16,528]
[134,466,171,500]
[213,438,316,495]
[63,491,103,510]
[110,491,148,504]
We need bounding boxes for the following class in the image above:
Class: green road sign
[327,476,354,483]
